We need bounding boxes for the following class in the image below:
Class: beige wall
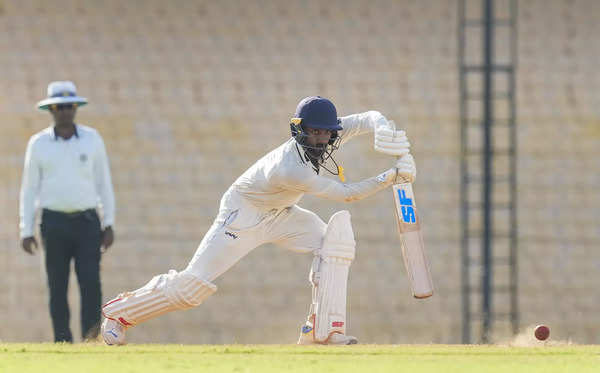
[1,0,598,344]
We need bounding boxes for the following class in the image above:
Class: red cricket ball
[534,325,550,341]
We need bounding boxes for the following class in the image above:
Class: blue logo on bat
[397,189,416,223]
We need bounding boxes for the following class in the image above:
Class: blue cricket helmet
[291,96,343,131]
[290,96,343,176]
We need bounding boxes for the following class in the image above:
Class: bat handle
[389,120,410,182]
[394,155,400,184]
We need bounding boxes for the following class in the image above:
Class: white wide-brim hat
[37,81,88,110]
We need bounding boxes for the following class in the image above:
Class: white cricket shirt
[227,111,395,211]
[19,124,115,238]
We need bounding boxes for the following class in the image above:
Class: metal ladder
[459,0,518,344]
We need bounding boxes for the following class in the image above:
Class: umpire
[19,81,116,342]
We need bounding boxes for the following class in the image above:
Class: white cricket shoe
[327,333,358,345]
[101,318,127,345]
[297,324,358,345]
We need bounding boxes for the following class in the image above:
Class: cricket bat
[392,182,434,299]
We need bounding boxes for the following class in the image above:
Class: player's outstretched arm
[338,111,391,145]
[279,156,416,203]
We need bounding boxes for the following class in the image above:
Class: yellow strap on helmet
[337,165,346,183]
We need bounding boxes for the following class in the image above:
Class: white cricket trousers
[183,193,327,282]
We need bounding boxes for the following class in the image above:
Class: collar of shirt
[53,124,79,141]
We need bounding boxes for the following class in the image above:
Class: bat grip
[394,155,400,184]
[386,120,408,184]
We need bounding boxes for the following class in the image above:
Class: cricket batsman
[101,96,416,345]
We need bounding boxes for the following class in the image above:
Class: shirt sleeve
[19,137,41,238]
[338,111,388,145]
[93,133,116,227]
[279,165,396,203]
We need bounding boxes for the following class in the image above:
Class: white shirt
[19,124,115,238]
[226,111,395,212]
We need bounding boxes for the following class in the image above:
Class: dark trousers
[40,208,102,342]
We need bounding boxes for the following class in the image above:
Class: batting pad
[313,210,356,342]
[102,270,217,326]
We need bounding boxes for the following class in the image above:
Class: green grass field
[1,343,599,373]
